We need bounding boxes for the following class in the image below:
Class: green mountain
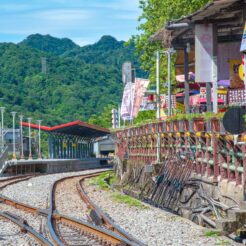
[20,34,79,55]
[0,34,144,126]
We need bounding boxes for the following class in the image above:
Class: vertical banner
[120,82,135,121]
[240,22,246,52]
[132,78,149,117]
[195,24,213,82]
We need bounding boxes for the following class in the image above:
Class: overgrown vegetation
[204,230,222,237]
[88,171,147,208]
[89,171,116,190]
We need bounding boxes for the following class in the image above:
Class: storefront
[150,0,246,114]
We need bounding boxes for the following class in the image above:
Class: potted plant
[172,115,179,132]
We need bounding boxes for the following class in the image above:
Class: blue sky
[0,0,141,46]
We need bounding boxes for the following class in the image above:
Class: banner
[132,78,149,117]
[121,82,135,120]
[139,96,155,111]
[240,22,246,52]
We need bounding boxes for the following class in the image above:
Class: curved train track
[77,175,145,246]
[0,170,145,246]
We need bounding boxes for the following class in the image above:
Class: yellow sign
[239,64,244,80]
[176,102,185,112]
[229,59,244,88]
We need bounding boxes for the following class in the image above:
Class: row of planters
[123,112,226,137]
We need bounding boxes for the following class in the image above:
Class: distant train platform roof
[22,120,110,138]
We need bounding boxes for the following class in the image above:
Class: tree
[133,0,210,86]
[88,104,117,128]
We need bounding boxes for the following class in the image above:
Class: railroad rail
[0,174,37,189]
[0,170,145,245]
[77,176,146,246]
[0,211,53,246]
[49,171,143,246]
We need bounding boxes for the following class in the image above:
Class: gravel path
[55,176,89,221]
[83,180,239,246]
[0,168,110,209]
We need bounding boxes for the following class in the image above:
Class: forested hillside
[0,34,143,126]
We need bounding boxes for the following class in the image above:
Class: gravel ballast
[83,179,238,246]
[0,169,109,209]
[0,169,239,246]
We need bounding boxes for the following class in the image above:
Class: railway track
[0,174,36,189]
[77,176,146,246]
[49,171,142,246]
[0,170,145,245]
[0,211,53,246]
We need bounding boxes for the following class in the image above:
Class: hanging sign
[240,22,246,52]
[195,24,213,82]
[229,59,244,88]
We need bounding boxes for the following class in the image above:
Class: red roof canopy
[22,120,110,138]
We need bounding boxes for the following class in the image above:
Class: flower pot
[212,118,220,132]
[158,122,162,133]
[173,120,179,132]
[184,120,189,131]
[166,121,171,132]
[193,118,204,132]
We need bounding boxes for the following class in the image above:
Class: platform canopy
[22,120,110,139]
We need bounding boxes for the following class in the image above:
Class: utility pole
[0,107,5,151]
[19,115,24,159]
[27,118,32,160]
[11,112,17,159]
[37,120,42,159]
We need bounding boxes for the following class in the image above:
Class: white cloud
[35,9,92,22]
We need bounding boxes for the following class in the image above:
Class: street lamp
[19,115,24,159]
[27,118,32,160]
[0,107,5,151]
[156,48,175,117]
[11,112,17,159]
[37,120,42,159]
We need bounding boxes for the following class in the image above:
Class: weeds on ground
[88,171,116,190]
[204,230,221,237]
[111,192,147,209]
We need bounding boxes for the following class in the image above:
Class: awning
[198,98,225,104]
[22,120,110,138]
